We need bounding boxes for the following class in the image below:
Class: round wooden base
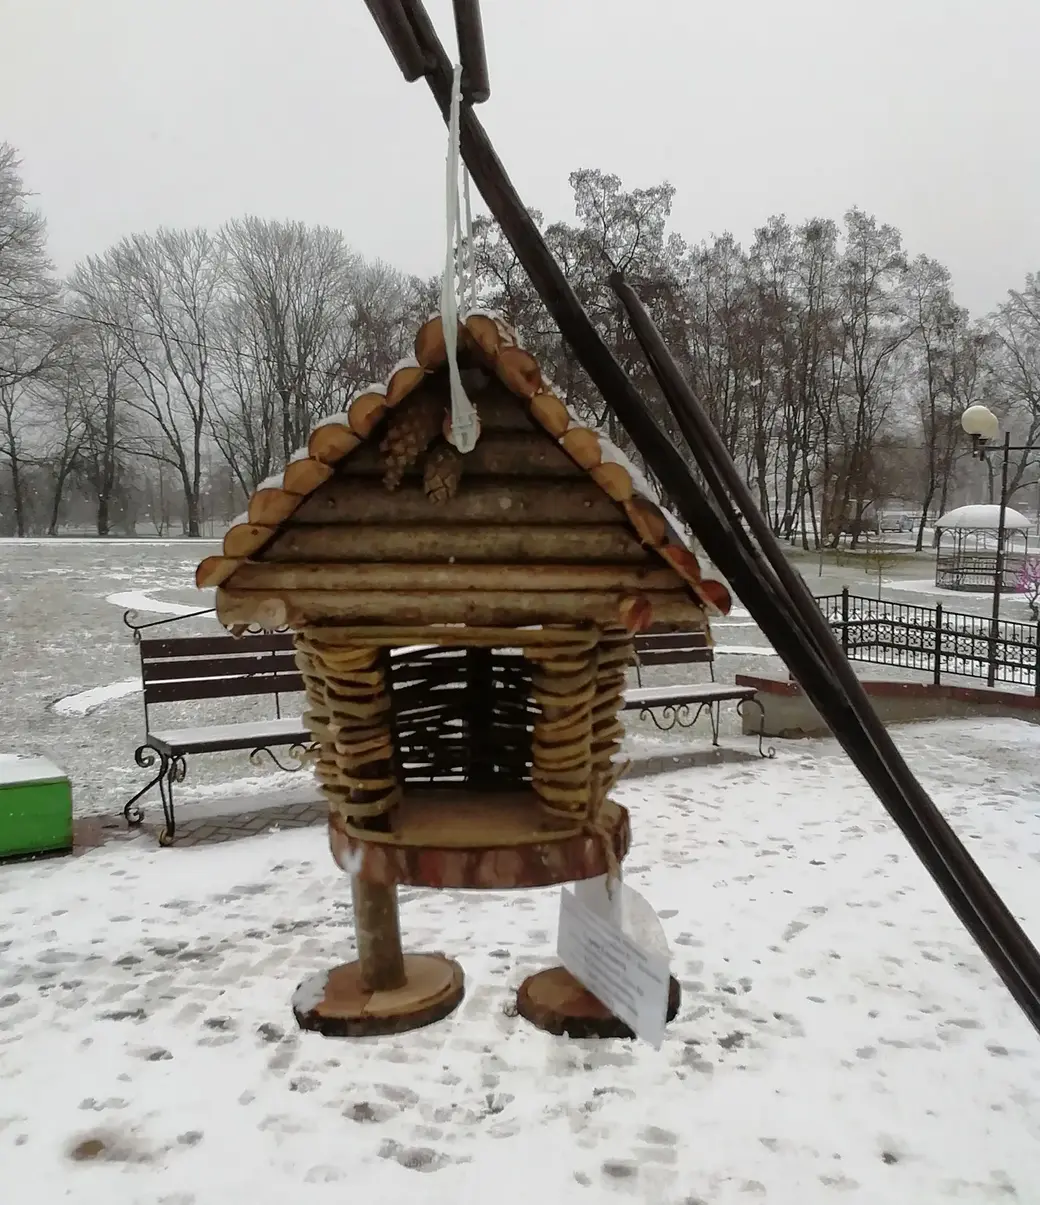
[516,966,681,1040]
[293,953,465,1038]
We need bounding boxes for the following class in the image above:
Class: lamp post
[961,405,1022,685]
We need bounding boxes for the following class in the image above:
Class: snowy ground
[2,540,1040,1202]
[1,718,1038,1204]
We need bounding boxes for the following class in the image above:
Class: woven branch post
[589,628,633,789]
[529,640,599,822]
[296,632,401,827]
[295,639,339,794]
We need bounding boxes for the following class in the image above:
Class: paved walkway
[67,798,325,854]
[168,799,325,846]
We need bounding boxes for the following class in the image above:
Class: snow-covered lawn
[1,719,1037,1204]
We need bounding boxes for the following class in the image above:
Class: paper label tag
[557,882,672,1049]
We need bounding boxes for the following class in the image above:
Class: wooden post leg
[293,873,464,1037]
[351,877,406,992]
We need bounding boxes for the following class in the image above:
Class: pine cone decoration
[423,439,464,504]
[379,392,445,490]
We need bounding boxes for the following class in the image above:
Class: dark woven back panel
[387,646,535,789]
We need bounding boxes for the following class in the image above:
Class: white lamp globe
[961,405,1000,442]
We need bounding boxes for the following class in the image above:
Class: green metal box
[0,755,73,860]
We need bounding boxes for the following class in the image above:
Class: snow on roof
[935,504,1032,531]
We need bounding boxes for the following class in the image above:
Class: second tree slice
[516,966,681,1039]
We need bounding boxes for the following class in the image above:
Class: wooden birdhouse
[197,312,729,1036]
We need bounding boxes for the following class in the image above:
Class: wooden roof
[197,312,732,633]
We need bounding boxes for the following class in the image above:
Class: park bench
[124,626,771,846]
[123,632,311,845]
[624,630,773,758]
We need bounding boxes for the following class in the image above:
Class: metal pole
[933,602,943,687]
[989,432,1011,686]
[1034,620,1040,698]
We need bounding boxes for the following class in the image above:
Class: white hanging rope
[441,62,479,453]
[463,169,477,313]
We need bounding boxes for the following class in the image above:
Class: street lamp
[961,404,1000,452]
[960,405,1016,685]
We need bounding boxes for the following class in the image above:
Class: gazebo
[933,504,1031,591]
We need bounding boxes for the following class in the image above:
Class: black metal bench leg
[709,701,721,746]
[736,697,776,759]
[124,746,167,827]
[157,754,187,847]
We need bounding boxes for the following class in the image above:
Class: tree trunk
[185,493,201,537]
[47,456,76,536]
[175,454,202,538]
[96,490,111,537]
[99,382,118,536]
[915,484,935,553]
[9,452,26,538]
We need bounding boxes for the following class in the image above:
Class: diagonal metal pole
[363,0,1040,1035]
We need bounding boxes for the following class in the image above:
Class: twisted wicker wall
[387,646,536,788]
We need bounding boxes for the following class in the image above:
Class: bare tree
[73,228,222,535]
[66,259,139,534]
[988,275,1040,506]
[904,255,988,545]
[329,258,420,412]
[218,218,358,468]
[208,291,281,493]
[0,341,36,534]
[0,146,63,532]
[826,209,911,544]
[209,220,416,492]
[33,337,88,534]
[0,144,61,389]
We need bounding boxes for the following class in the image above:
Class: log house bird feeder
[196,312,730,1036]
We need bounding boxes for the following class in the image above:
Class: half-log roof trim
[197,312,731,629]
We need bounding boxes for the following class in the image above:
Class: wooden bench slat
[144,673,305,705]
[633,632,710,652]
[141,652,300,684]
[140,633,295,659]
[623,684,756,708]
[147,717,311,755]
[635,649,713,666]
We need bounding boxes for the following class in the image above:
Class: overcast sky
[3,0,1038,316]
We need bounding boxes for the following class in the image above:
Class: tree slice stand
[293,878,464,1037]
[293,953,464,1037]
[516,966,682,1040]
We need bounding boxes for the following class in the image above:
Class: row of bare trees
[471,170,1040,549]
[2,146,1039,545]
[0,145,427,536]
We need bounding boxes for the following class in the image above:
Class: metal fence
[815,589,1040,693]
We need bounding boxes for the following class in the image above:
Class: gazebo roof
[935,504,1032,532]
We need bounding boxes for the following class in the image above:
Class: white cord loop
[441,62,479,453]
